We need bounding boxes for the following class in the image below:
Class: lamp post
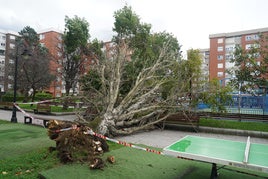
[10,41,30,123]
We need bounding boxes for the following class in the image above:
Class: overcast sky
[1,0,268,54]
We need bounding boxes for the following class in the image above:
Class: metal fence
[198,95,268,115]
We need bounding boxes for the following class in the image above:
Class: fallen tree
[79,40,187,136]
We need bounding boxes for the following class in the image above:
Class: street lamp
[10,41,31,123]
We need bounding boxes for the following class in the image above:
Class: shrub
[1,91,24,102]
[35,92,53,101]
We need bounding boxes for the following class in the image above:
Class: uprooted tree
[80,40,182,136]
[77,6,187,136]
[78,5,231,136]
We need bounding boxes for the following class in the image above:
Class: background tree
[61,15,90,97]
[228,34,268,95]
[177,49,232,112]
[178,49,202,106]
[11,26,54,102]
[200,79,232,112]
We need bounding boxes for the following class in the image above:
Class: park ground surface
[1,120,268,179]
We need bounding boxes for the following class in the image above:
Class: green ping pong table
[163,135,268,179]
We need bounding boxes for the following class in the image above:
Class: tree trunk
[63,82,71,110]
[30,89,36,107]
[97,113,116,136]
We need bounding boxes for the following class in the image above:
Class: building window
[10,35,15,40]
[246,35,252,41]
[226,61,234,68]
[225,54,234,60]
[217,72,223,77]
[217,38,223,43]
[57,52,62,57]
[217,46,223,52]
[248,52,260,58]
[245,34,259,41]
[40,34,45,40]
[217,63,223,68]
[245,44,252,50]
[225,46,234,52]
[253,34,260,40]
[58,35,62,40]
[217,55,223,60]
[9,59,14,64]
[245,43,260,50]
[0,50,4,55]
[10,44,15,49]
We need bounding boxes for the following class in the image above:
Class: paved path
[116,129,268,148]
[0,109,76,125]
[1,109,267,148]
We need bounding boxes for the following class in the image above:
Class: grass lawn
[17,103,74,113]
[0,123,54,160]
[200,118,268,132]
[1,121,268,179]
[0,122,57,178]
[40,147,268,179]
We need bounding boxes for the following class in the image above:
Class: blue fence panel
[198,95,268,114]
[229,95,266,109]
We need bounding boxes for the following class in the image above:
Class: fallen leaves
[1,169,33,177]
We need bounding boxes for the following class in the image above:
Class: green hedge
[1,91,24,102]
[0,92,53,102]
[35,92,53,101]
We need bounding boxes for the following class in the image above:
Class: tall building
[209,27,268,86]
[38,28,64,97]
[0,28,96,98]
[0,31,6,92]
[0,30,19,92]
[0,29,64,96]
[199,48,210,83]
[38,28,94,97]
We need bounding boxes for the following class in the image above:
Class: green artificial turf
[40,147,268,179]
[0,123,54,160]
[1,121,268,179]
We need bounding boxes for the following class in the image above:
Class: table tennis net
[243,136,251,163]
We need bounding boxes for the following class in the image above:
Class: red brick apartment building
[38,28,63,97]
[0,28,113,97]
[38,28,93,97]
[209,27,268,86]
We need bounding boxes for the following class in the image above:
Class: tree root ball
[47,120,110,169]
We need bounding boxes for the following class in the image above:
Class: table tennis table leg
[210,163,218,179]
